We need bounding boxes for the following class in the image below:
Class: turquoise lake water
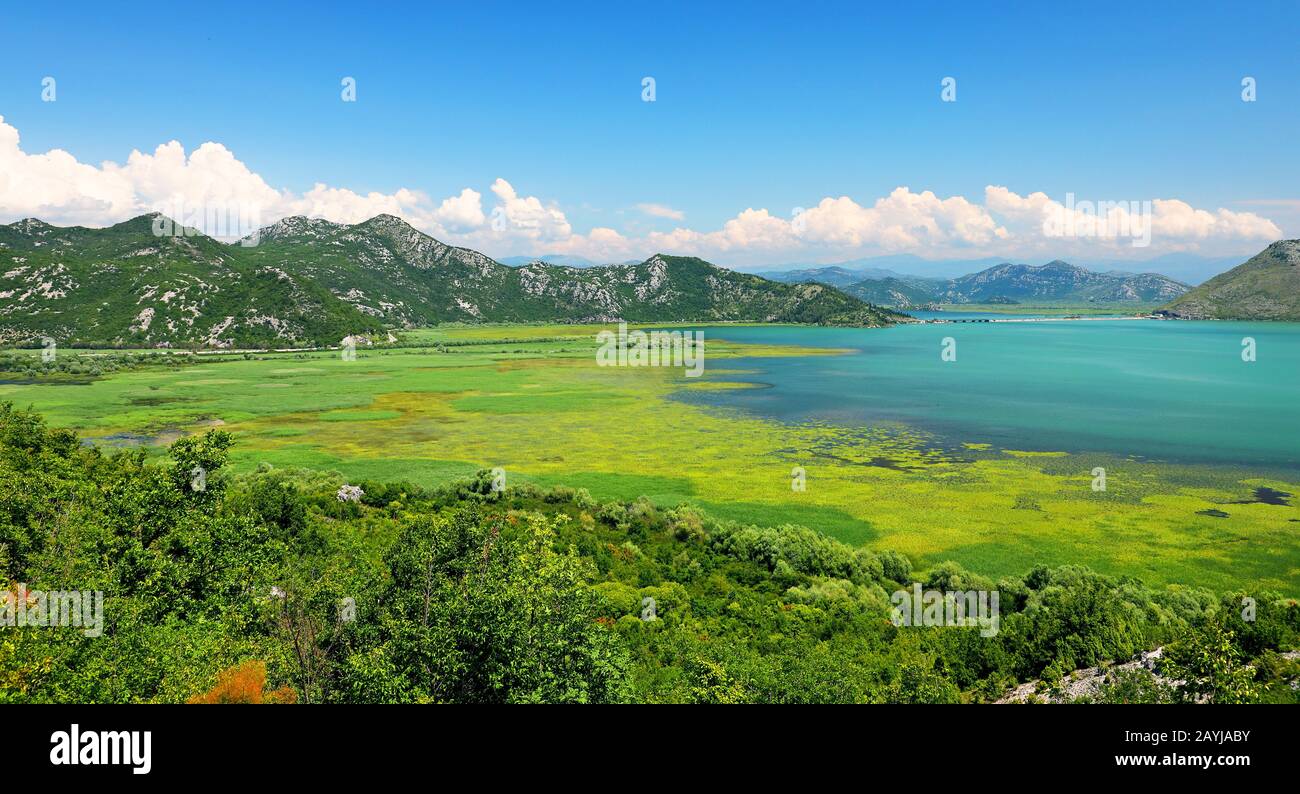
[675,320,1300,472]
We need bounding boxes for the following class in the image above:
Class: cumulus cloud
[985,185,1282,254]
[794,188,1007,249]
[0,115,1284,265]
[485,178,570,241]
[0,117,137,224]
[433,188,485,231]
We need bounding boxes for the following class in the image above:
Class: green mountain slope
[0,215,379,348]
[244,215,900,326]
[1160,240,1300,320]
[0,214,899,348]
[842,277,940,308]
[507,255,903,325]
[239,214,526,326]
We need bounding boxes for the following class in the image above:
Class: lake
[677,319,1300,472]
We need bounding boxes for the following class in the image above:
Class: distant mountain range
[781,260,1190,308]
[1161,240,1300,321]
[754,252,1250,285]
[0,214,900,348]
[1117,252,1257,286]
[763,265,930,288]
[930,261,1190,305]
[755,254,1010,281]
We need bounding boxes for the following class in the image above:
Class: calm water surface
[673,320,1300,471]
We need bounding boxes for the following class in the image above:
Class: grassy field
[4,324,1297,594]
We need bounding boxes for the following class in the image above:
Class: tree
[344,509,631,703]
[1161,620,1260,704]
[189,661,297,704]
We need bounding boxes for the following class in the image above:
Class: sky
[1,1,1297,270]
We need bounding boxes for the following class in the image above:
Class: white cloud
[985,186,1283,254]
[635,202,685,221]
[0,115,1284,266]
[0,116,137,225]
[433,188,485,231]
[485,178,571,241]
[794,188,1007,249]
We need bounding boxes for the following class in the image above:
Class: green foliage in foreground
[1,403,1296,704]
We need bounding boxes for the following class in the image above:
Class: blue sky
[1,1,1296,267]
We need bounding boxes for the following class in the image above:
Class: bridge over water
[919,315,1158,324]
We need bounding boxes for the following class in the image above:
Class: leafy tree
[1161,620,1260,704]
[343,509,630,703]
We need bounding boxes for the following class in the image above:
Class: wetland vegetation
[4,320,1297,702]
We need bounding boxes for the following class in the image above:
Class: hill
[842,277,940,308]
[1160,240,1300,320]
[0,215,379,348]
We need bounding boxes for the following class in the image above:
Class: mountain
[840,261,1189,307]
[1160,240,1300,320]
[240,214,528,327]
[0,214,900,348]
[751,254,1011,280]
[841,277,941,308]
[750,252,1249,285]
[242,215,900,326]
[0,215,379,348]
[940,261,1189,303]
[764,265,927,287]
[502,256,902,326]
[1091,253,1252,286]
[766,265,899,287]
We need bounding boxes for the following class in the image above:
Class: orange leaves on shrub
[188,660,298,704]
